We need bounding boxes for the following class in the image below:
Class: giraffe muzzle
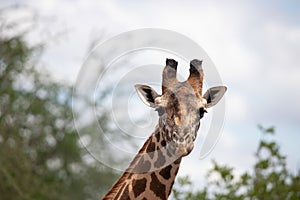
[177,142,194,157]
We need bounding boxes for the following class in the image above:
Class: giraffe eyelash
[155,107,165,116]
[199,107,207,118]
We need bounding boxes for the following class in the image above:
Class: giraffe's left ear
[203,86,227,108]
[135,84,160,108]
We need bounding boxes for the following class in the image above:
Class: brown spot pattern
[146,141,156,159]
[142,160,151,172]
[174,158,181,165]
[159,165,172,180]
[134,157,151,173]
[154,150,166,168]
[166,148,172,157]
[155,132,161,142]
[132,178,147,198]
[161,140,166,147]
[150,172,166,199]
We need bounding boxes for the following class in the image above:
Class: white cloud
[226,92,248,122]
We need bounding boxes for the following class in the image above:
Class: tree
[0,7,120,200]
[172,126,300,199]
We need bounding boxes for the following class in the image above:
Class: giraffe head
[135,58,226,157]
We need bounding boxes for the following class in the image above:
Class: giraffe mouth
[178,142,194,157]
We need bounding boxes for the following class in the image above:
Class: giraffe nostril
[179,137,184,142]
[173,132,177,139]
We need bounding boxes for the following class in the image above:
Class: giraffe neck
[102,127,182,200]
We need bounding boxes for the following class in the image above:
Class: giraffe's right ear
[134,84,160,108]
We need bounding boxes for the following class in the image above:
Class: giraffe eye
[155,107,165,116]
[199,107,207,119]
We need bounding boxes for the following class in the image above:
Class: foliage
[0,7,119,200]
[173,126,300,200]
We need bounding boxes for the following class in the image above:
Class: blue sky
[2,0,300,189]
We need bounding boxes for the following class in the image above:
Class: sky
[2,0,300,191]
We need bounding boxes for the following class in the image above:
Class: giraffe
[101,58,227,200]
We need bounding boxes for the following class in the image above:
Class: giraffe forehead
[165,92,200,115]
[164,83,201,104]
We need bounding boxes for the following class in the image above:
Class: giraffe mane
[102,136,153,199]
